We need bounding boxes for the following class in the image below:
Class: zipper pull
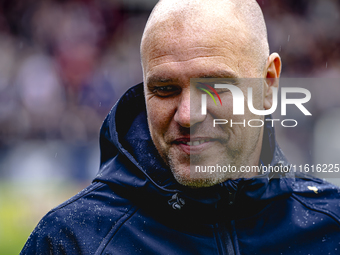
[168,193,185,210]
[228,191,236,205]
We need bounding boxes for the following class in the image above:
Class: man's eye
[153,86,180,97]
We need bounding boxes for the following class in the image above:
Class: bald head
[141,0,269,76]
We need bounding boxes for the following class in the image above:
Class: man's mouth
[177,139,210,146]
[173,138,214,154]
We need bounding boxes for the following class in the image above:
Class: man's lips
[173,137,212,146]
[173,137,215,154]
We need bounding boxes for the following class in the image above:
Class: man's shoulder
[20,182,136,255]
[288,174,340,223]
[50,181,134,216]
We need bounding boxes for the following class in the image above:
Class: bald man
[21,1,340,254]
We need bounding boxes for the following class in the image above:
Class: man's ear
[263,53,281,110]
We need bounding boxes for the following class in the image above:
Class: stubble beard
[164,126,263,188]
[148,115,263,188]
[165,144,240,188]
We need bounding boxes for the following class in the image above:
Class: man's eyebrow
[198,71,239,84]
[146,71,238,85]
[147,77,179,84]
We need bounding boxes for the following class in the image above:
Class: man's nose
[174,89,206,128]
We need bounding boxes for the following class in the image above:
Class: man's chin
[169,163,228,188]
[166,148,234,187]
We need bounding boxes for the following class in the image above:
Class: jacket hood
[94,83,292,222]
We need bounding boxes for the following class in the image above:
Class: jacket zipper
[214,223,235,255]
[213,185,238,255]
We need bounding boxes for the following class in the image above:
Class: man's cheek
[148,113,168,137]
[211,100,234,119]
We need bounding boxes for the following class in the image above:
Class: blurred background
[0,0,339,253]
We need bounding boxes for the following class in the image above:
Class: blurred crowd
[0,0,339,182]
[261,0,340,77]
[0,0,153,146]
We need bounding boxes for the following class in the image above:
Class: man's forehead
[144,46,245,80]
[141,22,249,78]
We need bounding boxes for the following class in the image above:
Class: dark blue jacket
[21,83,340,255]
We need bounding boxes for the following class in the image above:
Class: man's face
[142,14,267,187]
